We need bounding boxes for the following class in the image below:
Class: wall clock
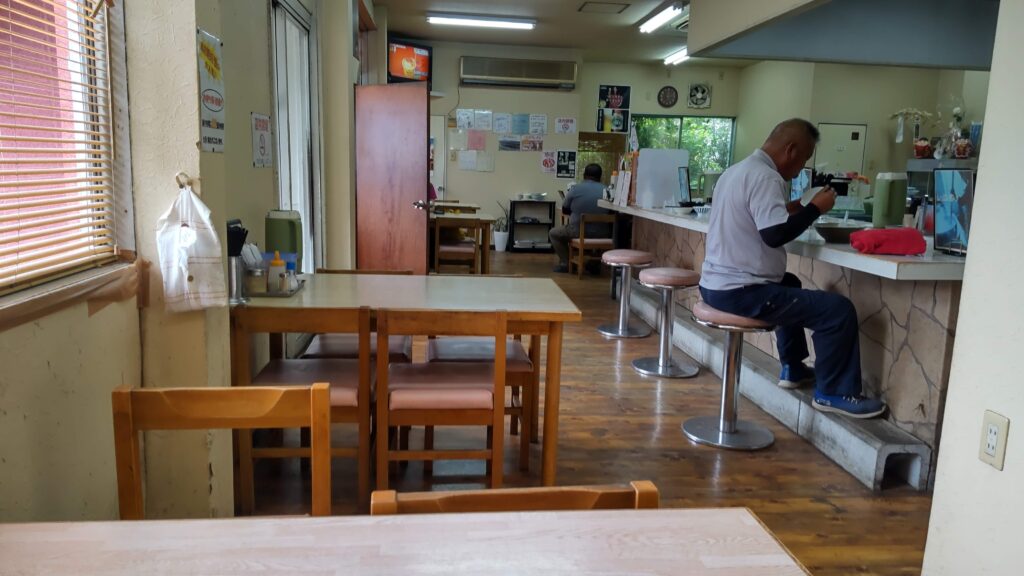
[688,83,711,108]
[657,85,678,108]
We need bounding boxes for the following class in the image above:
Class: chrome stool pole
[631,268,701,379]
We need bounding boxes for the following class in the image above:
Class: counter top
[600,200,965,281]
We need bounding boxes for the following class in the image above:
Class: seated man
[699,118,886,418]
[549,163,610,273]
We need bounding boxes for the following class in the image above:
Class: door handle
[412,200,427,210]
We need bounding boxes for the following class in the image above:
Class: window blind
[0,0,116,293]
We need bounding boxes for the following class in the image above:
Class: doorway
[815,122,867,177]
[272,0,322,272]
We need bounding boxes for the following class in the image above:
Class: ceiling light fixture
[663,47,689,65]
[426,13,536,30]
[639,2,682,34]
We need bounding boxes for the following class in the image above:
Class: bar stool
[598,249,654,338]
[631,267,701,378]
[683,301,775,450]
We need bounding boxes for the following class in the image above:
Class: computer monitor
[791,168,812,202]
[933,169,974,255]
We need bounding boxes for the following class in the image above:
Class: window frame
[632,113,736,186]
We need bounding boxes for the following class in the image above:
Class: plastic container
[268,251,286,294]
[246,267,267,295]
[872,173,908,228]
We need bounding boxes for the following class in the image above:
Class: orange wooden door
[355,83,428,273]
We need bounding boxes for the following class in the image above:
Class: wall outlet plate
[979,410,1010,471]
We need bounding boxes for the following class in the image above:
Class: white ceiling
[374,0,744,65]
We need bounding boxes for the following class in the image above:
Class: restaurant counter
[600,200,962,453]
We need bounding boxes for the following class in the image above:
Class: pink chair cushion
[639,267,700,288]
[253,359,367,407]
[302,333,412,363]
[570,238,614,249]
[602,249,653,266]
[388,362,494,410]
[426,337,533,373]
[692,300,774,330]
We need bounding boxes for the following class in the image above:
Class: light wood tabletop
[428,210,495,222]
[232,274,581,487]
[0,508,808,575]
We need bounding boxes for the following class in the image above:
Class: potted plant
[494,202,510,252]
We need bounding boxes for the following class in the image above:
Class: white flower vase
[493,231,509,252]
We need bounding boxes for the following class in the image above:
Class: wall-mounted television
[387,38,432,91]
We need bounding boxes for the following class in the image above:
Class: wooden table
[232,274,581,486]
[431,200,480,213]
[0,508,808,574]
[429,211,497,274]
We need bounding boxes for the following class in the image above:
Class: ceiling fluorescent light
[427,13,536,30]
[639,2,682,34]
[663,47,689,65]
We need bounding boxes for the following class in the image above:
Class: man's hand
[810,186,837,214]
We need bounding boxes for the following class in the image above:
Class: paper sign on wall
[251,112,272,167]
[529,114,548,135]
[555,117,576,134]
[457,150,478,171]
[556,150,577,179]
[521,136,544,152]
[493,113,512,134]
[456,108,474,130]
[498,137,521,152]
[197,29,225,152]
[467,130,487,151]
[476,152,495,172]
[511,114,530,135]
[541,151,556,174]
[448,129,468,151]
[473,110,493,131]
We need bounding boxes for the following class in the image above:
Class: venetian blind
[0,0,116,293]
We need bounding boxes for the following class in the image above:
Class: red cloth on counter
[849,227,927,255]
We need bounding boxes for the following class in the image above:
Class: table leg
[529,334,541,444]
[541,322,563,486]
[482,222,491,275]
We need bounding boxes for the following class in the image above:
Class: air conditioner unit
[460,56,577,90]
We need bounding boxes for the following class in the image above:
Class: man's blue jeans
[699,273,862,397]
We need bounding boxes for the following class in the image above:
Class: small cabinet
[509,200,556,253]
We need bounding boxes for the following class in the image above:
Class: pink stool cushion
[427,337,533,373]
[569,238,614,249]
[388,362,495,410]
[602,249,653,266]
[639,267,700,287]
[253,359,367,408]
[692,300,774,330]
[302,333,412,363]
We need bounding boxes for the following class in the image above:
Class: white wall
[577,61,740,120]
[733,61,814,161]
[922,0,1024,572]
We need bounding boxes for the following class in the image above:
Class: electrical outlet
[979,410,1010,470]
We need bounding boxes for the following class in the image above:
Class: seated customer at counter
[549,163,609,273]
[699,118,886,418]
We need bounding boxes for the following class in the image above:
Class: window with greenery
[633,115,735,189]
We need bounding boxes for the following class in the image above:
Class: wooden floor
[254,252,932,575]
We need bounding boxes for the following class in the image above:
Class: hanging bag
[156,180,226,312]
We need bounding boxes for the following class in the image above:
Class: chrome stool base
[632,356,699,378]
[682,416,774,450]
[597,323,651,338]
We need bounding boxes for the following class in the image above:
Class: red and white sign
[251,113,272,168]
[555,117,576,134]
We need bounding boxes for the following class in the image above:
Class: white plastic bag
[156,184,227,312]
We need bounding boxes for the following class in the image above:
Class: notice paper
[511,114,530,135]
[456,108,474,130]
[448,129,468,151]
[556,150,577,179]
[476,152,495,172]
[555,117,576,134]
[498,137,521,152]
[493,113,512,134]
[521,136,544,152]
[467,130,487,151]
[541,151,556,174]
[251,112,272,167]
[529,114,548,135]
[457,150,478,171]
[473,110,493,131]
[197,29,225,153]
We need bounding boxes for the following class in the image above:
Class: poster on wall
[521,136,544,151]
[555,117,576,134]
[529,114,548,135]
[498,137,521,152]
[511,114,530,135]
[467,130,487,151]
[493,113,512,134]
[456,108,475,130]
[251,113,272,167]
[447,129,467,151]
[474,110,493,131]
[596,108,629,133]
[541,151,556,174]
[197,29,225,153]
[556,150,577,179]
[457,150,478,171]
[476,152,495,172]
[598,85,631,109]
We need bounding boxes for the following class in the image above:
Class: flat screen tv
[933,168,975,255]
[387,38,432,91]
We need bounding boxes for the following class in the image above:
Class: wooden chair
[112,384,331,520]
[376,309,507,490]
[568,213,617,279]
[235,306,372,510]
[433,217,483,274]
[370,480,659,515]
[303,269,414,363]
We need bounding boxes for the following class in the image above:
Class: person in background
[699,118,886,418]
[549,163,610,273]
[428,182,438,201]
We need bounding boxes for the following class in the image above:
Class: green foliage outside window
[634,115,735,189]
